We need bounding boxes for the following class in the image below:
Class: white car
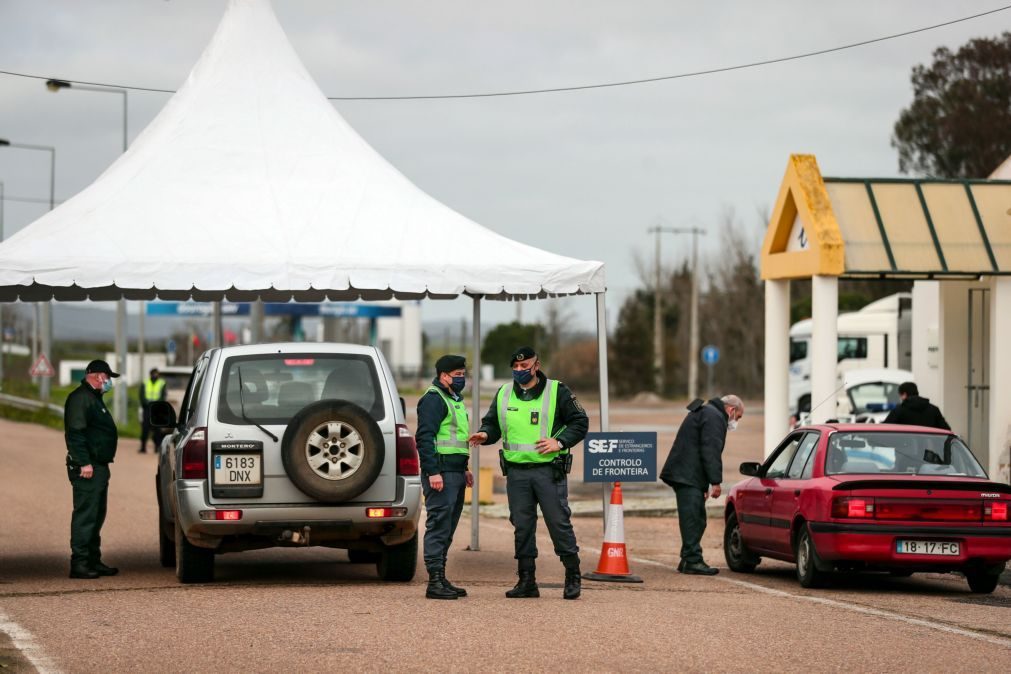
[797,368,913,426]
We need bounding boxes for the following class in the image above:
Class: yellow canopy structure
[761,154,1011,281]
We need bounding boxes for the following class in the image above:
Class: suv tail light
[831,496,875,519]
[396,424,419,476]
[181,427,208,479]
[984,501,1008,522]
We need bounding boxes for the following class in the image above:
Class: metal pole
[470,295,482,551]
[114,299,127,423]
[251,300,264,343]
[652,228,663,393]
[212,302,223,348]
[596,292,610,527]
[688,230,700,400]
[38,147,56,403]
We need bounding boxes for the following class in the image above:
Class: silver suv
[151,343,422,584]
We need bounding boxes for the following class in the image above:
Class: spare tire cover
[281,400,385,503]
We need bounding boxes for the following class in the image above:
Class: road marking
[482,518,1010,648]
[627,554,1011,649]
[0,607,60,673]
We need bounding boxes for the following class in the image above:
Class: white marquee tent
[0,0,610,547]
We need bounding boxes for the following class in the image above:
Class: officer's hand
[465,471,474,488]
[709,484,722,499]
[80,465,94,479]
[535,438,560,454]
[467,432,488,447]
[428,474,444,492]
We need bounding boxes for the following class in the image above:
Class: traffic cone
[583,482,643,583]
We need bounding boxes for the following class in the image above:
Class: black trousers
[140,408,164,451]
[672,483,707,564]
[69,464,110,566]
[506,464,579,562]
[422,471,466,572]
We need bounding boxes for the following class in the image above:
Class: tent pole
[212,301,223,348]
[114,299,127,424]
[596,292,610,529]
[469,295,482,551]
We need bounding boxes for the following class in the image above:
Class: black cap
[85,359,120,378]
[435,354,466,374]
[510,346,537,365]
[150,368,160,376]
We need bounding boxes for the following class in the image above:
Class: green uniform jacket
[64,381,119,466]
[478,372,588,452]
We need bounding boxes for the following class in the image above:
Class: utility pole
[648,226,664,394]
[647,225,706,399]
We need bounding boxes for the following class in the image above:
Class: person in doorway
[138,368,167,453]
[468,346,589,600]
[883,382,950,430]
[660,394,744,576]
[416,354,473,600]
[64,359,121,579]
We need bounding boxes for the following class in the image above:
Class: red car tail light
[984,501,1008,522]
[181,427,208,479]
[876,500,982,522]
[832,497,875,519]
[396,424,420,476]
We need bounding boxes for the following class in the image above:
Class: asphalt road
[1,411,1009,673]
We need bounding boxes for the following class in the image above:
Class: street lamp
[647,225,706,399]
[46,79,131,423]
[0,138,56,403]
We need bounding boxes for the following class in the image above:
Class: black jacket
[64,381,119,466]
[415,379,469,476]
[478,372,588,451]
[883,396,950,430]
[660,398,727,490]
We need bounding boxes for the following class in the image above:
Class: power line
[0,4,1008,100]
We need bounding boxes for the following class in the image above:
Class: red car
[724,424,1011,593]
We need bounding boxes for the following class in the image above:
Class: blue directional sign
[583,432,657,483]
[701,345,720,365]
[166,339,177,353]
[146,302,401,318]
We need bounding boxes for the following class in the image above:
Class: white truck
[789,293,912,414]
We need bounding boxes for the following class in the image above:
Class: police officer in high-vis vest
[468,346,589,600]
[138,368,167,453]
[416,354,473,600]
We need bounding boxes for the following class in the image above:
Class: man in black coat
[660,394,744,575]
[883,382,950,430]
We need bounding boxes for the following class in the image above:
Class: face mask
[512,368,534,386]
[101,378,114,394]
[727,418,738,432]
[450,376,466,393]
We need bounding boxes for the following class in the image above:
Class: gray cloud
[0,0,1006,330]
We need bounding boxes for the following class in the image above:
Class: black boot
[505,559,539,598]
[442,575,467,597]
[92,561,119,576]
[426,568,458,600]
[69,561,99,579]
[561,555,581,600]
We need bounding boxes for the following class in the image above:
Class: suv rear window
[217,353,384,425]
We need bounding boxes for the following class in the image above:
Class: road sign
[583,432,657,483]
[29,354,55,377]
[701,345,720,365]
[166,338,177,353]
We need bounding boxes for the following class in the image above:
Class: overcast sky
[0,0,1008,334]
